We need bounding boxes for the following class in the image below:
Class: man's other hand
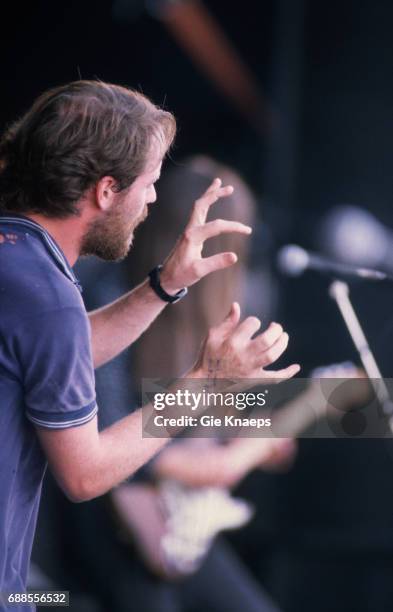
[193,302,300,382]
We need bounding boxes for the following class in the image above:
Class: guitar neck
[271,374,371,438]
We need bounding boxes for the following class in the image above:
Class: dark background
[2,0,393,371]
[4,1,393,610]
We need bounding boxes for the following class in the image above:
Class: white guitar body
[159,480,253,575]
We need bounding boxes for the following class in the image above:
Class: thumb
[219,302,241,334]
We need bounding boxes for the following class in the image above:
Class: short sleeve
[15,307,97,429]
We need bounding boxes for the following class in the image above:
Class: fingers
[251,322,284,353]
[231,318,299,376]
[227,318,283,350]
[194,252,238,277]
[259,438,298,472]
[191,219,252,243]
[231,316,262,343]
[248,332,290,371]
[222,301,241,331]
[259,437,295,462]
[203,305,300,382]
[260,363,301,383]
[189,178,234,226]
[221,317,292,367]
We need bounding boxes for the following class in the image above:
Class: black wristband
[148,265,188,304]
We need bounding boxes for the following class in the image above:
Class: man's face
[81,157,162,261]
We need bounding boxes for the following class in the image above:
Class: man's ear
[94,176,118,211]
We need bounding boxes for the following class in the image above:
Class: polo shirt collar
[0,214,82,291]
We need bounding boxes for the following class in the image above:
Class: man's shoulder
[0,227,84,325]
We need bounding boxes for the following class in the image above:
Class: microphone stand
[329,280,393,433]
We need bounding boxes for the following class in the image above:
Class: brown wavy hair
[0,80,176,218]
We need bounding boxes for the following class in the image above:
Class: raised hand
[193,302,300,382]
[159,178,252,293]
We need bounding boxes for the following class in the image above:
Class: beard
[80,195,148,261]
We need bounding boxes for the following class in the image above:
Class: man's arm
[36,303,300,502]
[89,178,251,368]
[88,278,166,369]
[36,410,162,503]
[152,437,297,489]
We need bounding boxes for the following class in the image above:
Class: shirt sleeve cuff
[26,400,98,429]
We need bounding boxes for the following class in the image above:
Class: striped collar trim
[0,215,82,291]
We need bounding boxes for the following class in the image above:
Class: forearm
[45,407,170,503]
[85,379,211,497]
[88,278,167,368]
[153,434,297,488]
[153,441,258,488]
[82,409,168,499]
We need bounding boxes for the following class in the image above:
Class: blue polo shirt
[0,215,97,610]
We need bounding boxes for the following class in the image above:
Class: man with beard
[0,80,299,608]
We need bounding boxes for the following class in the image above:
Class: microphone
[277,244,390,281]
[319,205,393,272]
